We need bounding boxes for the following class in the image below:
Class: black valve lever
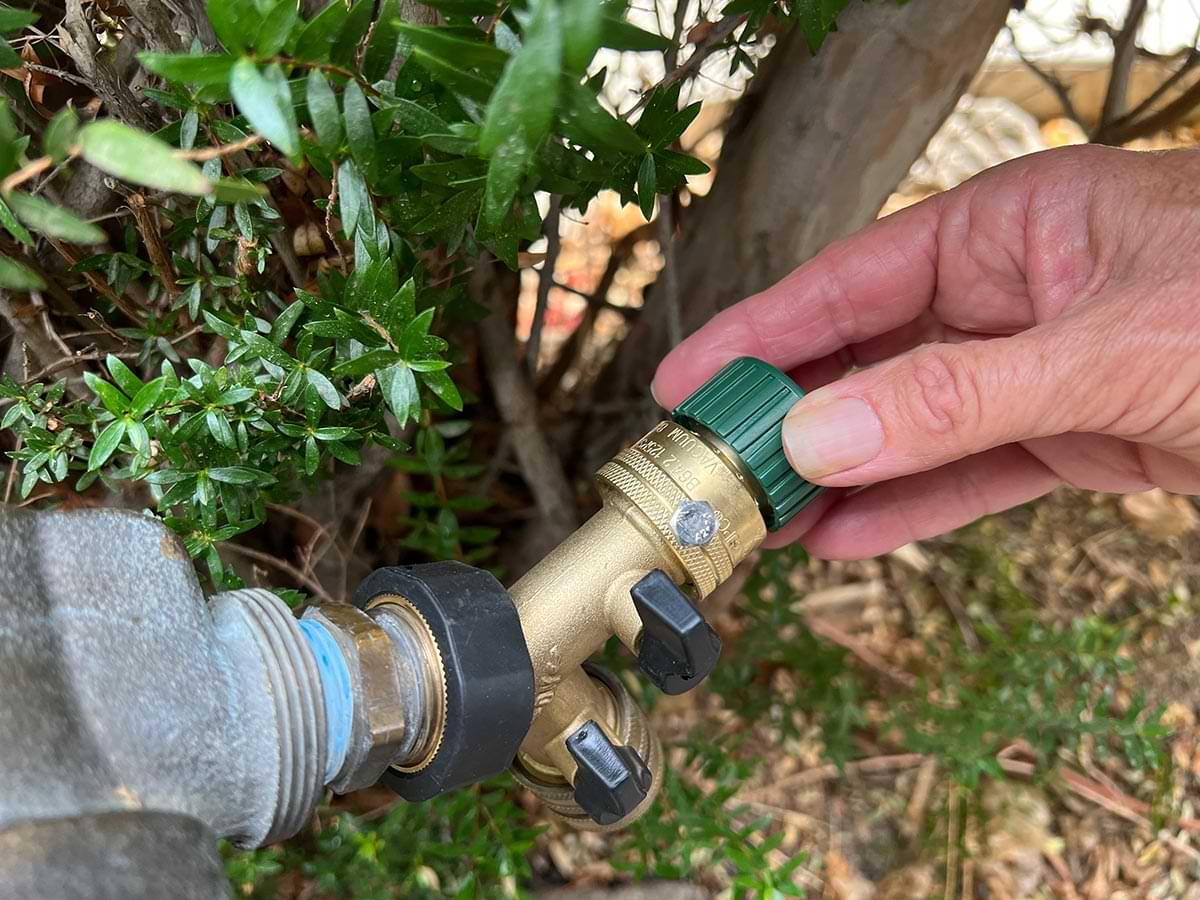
[566,720,652,826]
[631,569,721,695]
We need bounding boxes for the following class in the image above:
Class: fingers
[797,445,1061,560]
[780,324,1094,487]
[652,197,944,408]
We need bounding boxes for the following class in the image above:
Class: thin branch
[222,541,336,604]
[0,289,86,398]
[474,264,577,543]
[1012,41,1081,124]
[176,133,264,161]
[1097,74,1200,144]
[1099,19,1200,141]
[524,193,561,375]
[1,154,58,194]
[1098,0,1150,129]
[536,221,654,398]
[657,194,682,347]
[624,13,746,118]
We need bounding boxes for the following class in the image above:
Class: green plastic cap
[671,357,821,531]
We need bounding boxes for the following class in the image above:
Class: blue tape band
[298,617,353,785]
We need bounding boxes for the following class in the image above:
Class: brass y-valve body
[333,357,820,829]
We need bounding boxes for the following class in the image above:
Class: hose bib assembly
[332,356,823,829]
[0,357,820,898]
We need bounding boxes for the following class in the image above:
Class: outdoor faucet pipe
[0,357,819,899]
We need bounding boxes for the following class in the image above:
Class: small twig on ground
[944,785,960,900]
[903,757,938,841]
[741,753,927,800]
[803,615,918,689]
[524,194,561,375]
[222,541,336,604]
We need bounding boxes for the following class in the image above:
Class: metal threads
[369,597,447,773]
[218,589,327,845]
[511,666,663,833]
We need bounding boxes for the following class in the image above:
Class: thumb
[781,330,1088,486]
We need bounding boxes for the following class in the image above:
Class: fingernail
[783,396,884,478]
[650,377,665,409]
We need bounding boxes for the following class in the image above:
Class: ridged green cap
[671,357,820,531]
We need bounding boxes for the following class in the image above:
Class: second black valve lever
[631,569,721,695]
[566,720,652,826]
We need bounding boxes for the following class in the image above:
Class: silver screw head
[672,499,718,546]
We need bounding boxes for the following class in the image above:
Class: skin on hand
[653,145,1200,559]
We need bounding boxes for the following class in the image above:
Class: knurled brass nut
[302,604,408,793]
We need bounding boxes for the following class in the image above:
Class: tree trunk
[603,0,1010,412]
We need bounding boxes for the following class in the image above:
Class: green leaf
[636,152,656,220]
[330,348,402,377]
[106,354,144,397]
[381,97,448,136]
[303,433,319,474]
[271,298,306,343]
[293,0,349,60]
[206,409,236,447]
[7,193,104,244]
[314,426,356,440]
[206,0,261,53]
[409,48,492,102]
[337,159,370,237]
[363,0,401,81]
[129,377,167,418]
[342,80,375,171]
[0,5,37,32]
[78,121,213,195]
[479,134,529,235]
[560,78,646,154]
[84,372,129,414]
[212,177,269,203]
[412,185,481,234]
[655,148,709,178]
[562,0,604,72]
[230,60,299,157]
[209,465,275,485]
[0,254,43,289]
[305,367,342,409]
[378,362,418,424]
[305,68,342,154]
[88,419,126,471]
[395,22,508,72]
[256,0,299,57]
[239,331,296,368]
[794,0,850,52]
[421,369,462,410]
[480,0,561,157]
[598,15,672,52]
[43,107,79,163]
[138,52,236,86]
[331,0,373,66]
[0,196,31,244]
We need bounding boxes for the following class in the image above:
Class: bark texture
[610,0,1010,401]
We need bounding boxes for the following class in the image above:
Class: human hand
[653,145,1200,559]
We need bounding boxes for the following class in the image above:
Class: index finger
[652,195,943,408]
